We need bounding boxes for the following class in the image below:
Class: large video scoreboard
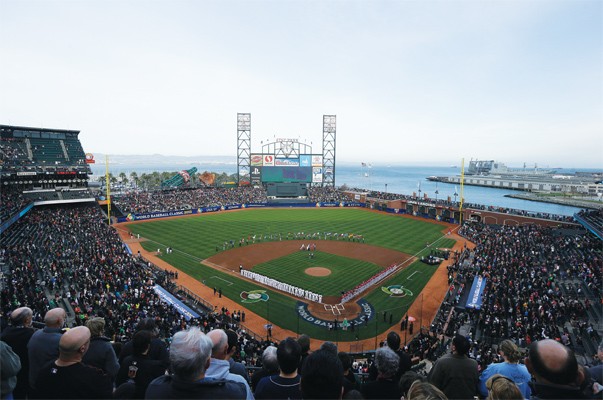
[251,154,324,185]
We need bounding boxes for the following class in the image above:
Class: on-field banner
[300,155,311,167]
[263,155,275,166]
[311,155,323,167]
[275,158,299,167]
[251,154,263,166]
[117,202,368,222]
[312,167,323,183]
[465,275,487,309]
[250,166,262,185]
[152,285,200,321]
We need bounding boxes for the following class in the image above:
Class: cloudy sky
[1,1,601,167]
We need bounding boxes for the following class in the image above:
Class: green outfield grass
[253,252,383,296]
[130,208,457,342]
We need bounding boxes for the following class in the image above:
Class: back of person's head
[298,334,311,354]
[135,318,157,333]
[498,340,522,363]
[112,342,124,359]
[225,329,238,353]
[301,350,344,399]
[399,371,427,398]
[169,327,213,381]
[338,352,352,372]
[485,374,523,400]
[527,339,579,386]
[374,346,400,376]
[452,335,470,356]
[261,346,279,374]
[132,330,152,355]
[386,331,401,351]
[407,381,447,400]
[277,337,302,374]
[45,308,65,328]
[320,341,338,356]
[10,307,32,326]
[207,329,228,358]
[86,317,105,337]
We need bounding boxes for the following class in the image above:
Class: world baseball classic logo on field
[126,214,135,221]
[381,285,413,297]
[240,290,269,303]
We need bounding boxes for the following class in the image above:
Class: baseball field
[125,208,458,342]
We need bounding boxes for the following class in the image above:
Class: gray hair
[210,329,228,356]
[170,327,213,381]
[262,346,279,373]
[374,347,399,376]
[598,340,603,353]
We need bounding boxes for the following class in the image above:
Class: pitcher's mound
[305,267,331,277]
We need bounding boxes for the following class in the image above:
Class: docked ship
[466,160,556,177]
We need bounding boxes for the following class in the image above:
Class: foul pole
[459,158,465,226]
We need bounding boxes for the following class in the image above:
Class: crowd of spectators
[111,187,269,214]
[351,188,577,223]
[0,139,28,166]
[0,187,32,224]
[306,186,351,203]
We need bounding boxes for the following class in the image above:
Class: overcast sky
[1,1,601,167]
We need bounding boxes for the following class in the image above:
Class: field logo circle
[381,285,413,297]
[241,290,269,303]
[126,214,135,221]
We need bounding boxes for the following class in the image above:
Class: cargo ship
[466,160,556,177]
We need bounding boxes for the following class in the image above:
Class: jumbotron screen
[261,167,312,183]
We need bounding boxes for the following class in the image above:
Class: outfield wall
[116,202,365,222]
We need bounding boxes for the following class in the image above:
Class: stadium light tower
[237,113,251,186]
[322,115,336,188]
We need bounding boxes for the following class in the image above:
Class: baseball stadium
[1,118,602,398]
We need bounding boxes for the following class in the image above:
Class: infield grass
[131,208,457,342]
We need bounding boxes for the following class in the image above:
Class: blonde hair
[86,317,105,337]
[499,340,522,363]
[407,381,448,400]
[485,374,523,400]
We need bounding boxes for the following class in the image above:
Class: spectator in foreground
[145,327,246,399]
[368,331,411,381]
[32,326,112,399]
[399,371,427,400]
[27,308,65,391]
[1,341,21,400]
[226,330,249,382]
[250,346,279,392]
[300,350,344,400]
[362,347,401,399]
[589,340,603,385]
[525,339,588,399]
[484,374,523,400]
[114,330,167,399]
[119,318,169,368]
[406,381,448,400]
[255,337,302,399]
[82,317,120,382]
[1,307,35,400]
[478,340,531,399]
[205,329,254,400]
[427,335,478,400]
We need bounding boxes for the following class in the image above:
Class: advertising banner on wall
[300,155,311,167]
[311,155,323,167]
[312,167,323,183]
[325,167,333,180]
[275,158,299,167]
[263,155,275,166]
[251,154,263,166]
[250,166,262,185]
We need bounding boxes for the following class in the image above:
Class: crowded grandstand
[1,125,602,399]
